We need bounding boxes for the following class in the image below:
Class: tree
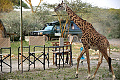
[12,0,29,9]
[0,0,13,13]
[0,0,29,13]
[25,0,43,13]
[54,0,92,38]
[55,7,70,38]
[108,9,120,38]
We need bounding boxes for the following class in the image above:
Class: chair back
[29,36,45,46]
[64,42,70,50]
[0,37,10,48]
[59,38,64,46]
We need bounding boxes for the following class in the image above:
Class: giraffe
[54,1,115,80]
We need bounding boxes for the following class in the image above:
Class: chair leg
[65,54,69,64]
[18,48,19,70]
[10,47,12,73]
[48,53,49,68]
[34,53,35,69]
[0,48,12,72]
[1,61,2,72]
[43,45,45,70]
[63,53,64,67]
[69,53,72,65]
[0,49,2,72]
[55,54,57,66]
[18,53,19,70]
[1,56,2,72]
[53,54,54,65]
[59,53,60,69]
[28,53,30,71]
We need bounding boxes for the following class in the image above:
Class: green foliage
[108,9,120,38]
[12,0,29,9]
[68,0,120,38]
[0,0,120,39]
[0,0,29,13]
[67,0,92,13]
[0,0,13,12]
[1,10,57,40]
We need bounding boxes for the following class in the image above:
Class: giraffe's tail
[107,41,111,72]
[109,45,110,57]
[108,57,112,72]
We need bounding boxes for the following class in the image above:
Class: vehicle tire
[45,36,48,41]
[73,35,78,42]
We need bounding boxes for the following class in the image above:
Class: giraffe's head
[54,1,66,12]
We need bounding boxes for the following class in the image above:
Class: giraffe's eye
[60,5,63,7]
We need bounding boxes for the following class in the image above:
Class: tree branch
[25,0,43,13]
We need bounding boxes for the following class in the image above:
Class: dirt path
[0,39,120,74]
[108,39,120,47]
[1,51,120,73]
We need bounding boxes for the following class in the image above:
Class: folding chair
[18,36,47,71]
[28,36,46,70]
[52,38,72,67]
[68,35,74,65]
[18,46,30,70]
[0,37,12,72]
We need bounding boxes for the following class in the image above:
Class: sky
[23,0,120,9]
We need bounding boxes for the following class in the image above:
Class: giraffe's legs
[83,44,91,79]
[91,53,103,79]
[76,49,85,78]
[103,53,115,80]
[86,48,91,79]
[98,48,115,80]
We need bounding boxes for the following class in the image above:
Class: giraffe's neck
[66,6,94,33]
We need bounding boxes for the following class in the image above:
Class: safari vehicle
[30,20,82,42]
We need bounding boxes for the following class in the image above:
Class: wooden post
[59,37,64,46]
[20,0,23,73]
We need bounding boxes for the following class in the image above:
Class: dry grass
[0,40,120,80]
[0,63,120,80]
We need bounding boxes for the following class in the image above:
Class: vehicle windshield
[44,26,53,30]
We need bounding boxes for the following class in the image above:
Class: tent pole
[20,0,23,73]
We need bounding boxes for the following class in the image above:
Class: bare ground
[0,39,120,80]
[108,39,120,48]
